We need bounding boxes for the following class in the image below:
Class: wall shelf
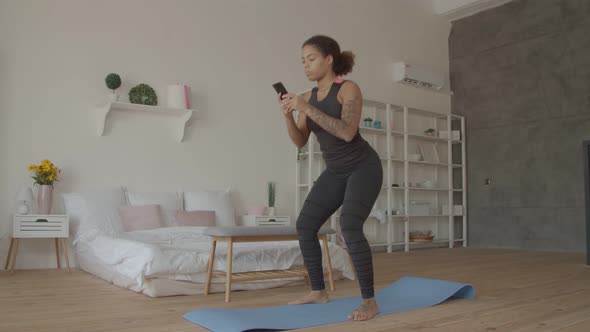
[89,101,199,142]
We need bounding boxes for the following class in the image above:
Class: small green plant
[424,128,436,136]
[267,182,275,208]
[297,148,306,161]
[363,117,373,122]
[105,73,121,92]
[129,83,158,106]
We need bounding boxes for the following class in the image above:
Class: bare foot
[348,298,379,321]
[288,290,329,305]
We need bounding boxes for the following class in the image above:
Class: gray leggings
[296,149,383,299]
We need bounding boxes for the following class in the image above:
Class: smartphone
[272,82,288,97]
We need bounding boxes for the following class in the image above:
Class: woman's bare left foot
[288,289,329,305]
[348,297,379,321]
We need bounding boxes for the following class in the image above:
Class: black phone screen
[272,82,288,96]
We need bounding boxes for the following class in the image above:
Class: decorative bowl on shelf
[419,180,434,189]
[409,230,434,242]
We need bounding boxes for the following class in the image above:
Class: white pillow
[62,187,127,243]
[184,189,236,226]
[125,191,183,227]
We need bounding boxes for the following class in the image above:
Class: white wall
[0,0,450,269]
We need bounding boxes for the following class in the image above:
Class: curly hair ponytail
[302,35,355,76]
[333,51,355,76]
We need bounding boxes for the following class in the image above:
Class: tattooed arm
[281,81,362,142]
[303,81,362,142]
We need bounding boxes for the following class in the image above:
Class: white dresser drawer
[13,215,69,238]
[241,215,290,226]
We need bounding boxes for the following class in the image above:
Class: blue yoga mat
[183,276,475,332]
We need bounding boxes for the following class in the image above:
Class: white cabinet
[13,214,69,238]
[6,214,71,273]
[241,215,290,226]
[295,99,467,253]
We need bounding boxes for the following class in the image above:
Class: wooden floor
[1,248,589,332]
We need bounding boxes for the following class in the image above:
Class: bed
[62,187,355,297]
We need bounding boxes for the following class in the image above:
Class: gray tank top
[306,80,371,175]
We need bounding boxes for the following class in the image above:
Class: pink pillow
[119,204,163,232]
[175,210,216,227]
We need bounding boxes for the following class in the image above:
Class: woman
[279,35,383,321]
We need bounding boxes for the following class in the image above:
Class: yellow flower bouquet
[28,159,61,186]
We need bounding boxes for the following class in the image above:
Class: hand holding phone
[274,82,294,115]
[272,82,288,98]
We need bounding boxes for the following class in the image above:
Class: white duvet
[75,226,355,288]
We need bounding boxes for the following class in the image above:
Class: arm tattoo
[305,95,358,140]
[341,97,357,125]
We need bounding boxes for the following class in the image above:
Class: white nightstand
[241,215,291,226]
[5,214,70,273]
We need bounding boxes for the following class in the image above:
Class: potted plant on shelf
[267,181,276,216]
[28,159,61,214]
[129,83,158,106]
[363,117,373,128]
[424,128,436,136]
[105,73,122,102]
[297,148,307,161]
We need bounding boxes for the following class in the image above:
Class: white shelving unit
[295,99,467,253]
[89,101,199,142]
